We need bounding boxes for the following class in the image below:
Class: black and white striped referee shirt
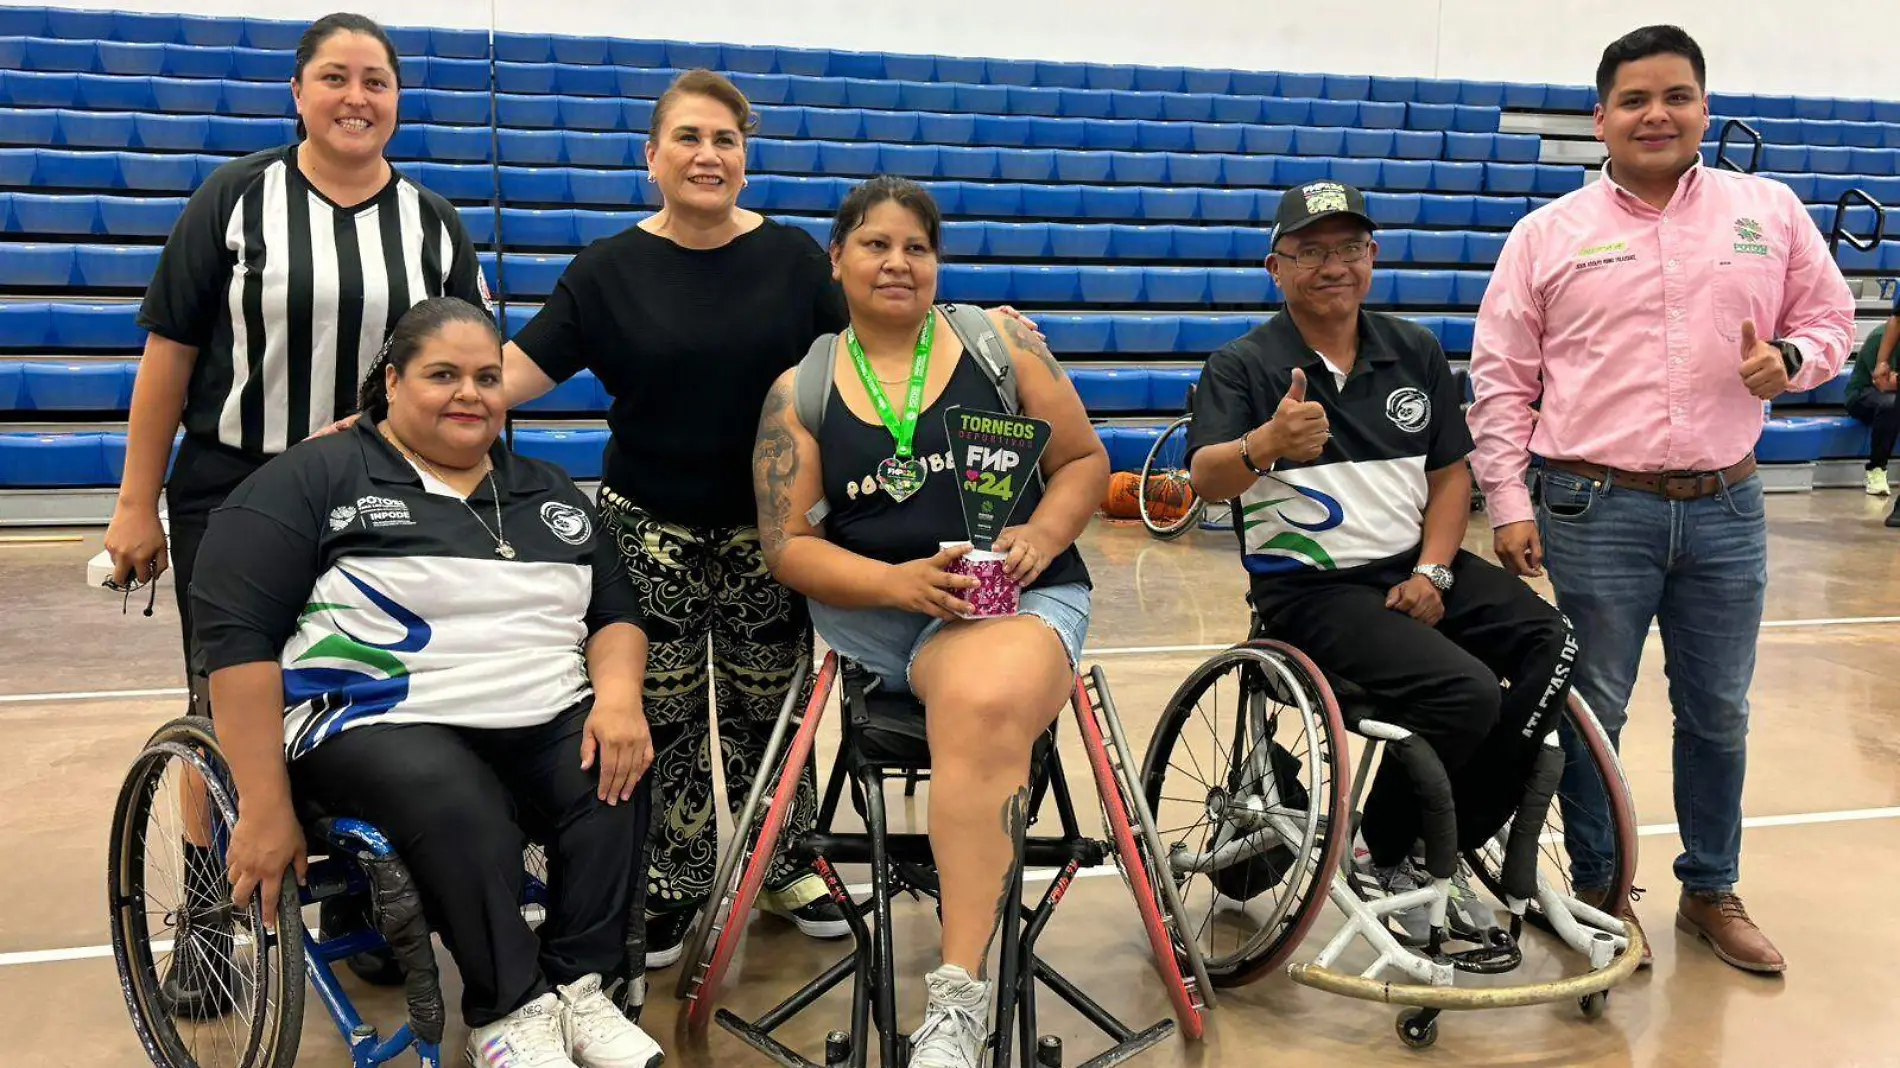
[138,143,487,458]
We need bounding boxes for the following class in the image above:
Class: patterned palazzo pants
[598,490,819,912]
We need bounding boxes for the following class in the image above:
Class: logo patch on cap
[1301,181,1351,215]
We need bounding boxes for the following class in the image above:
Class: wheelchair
[673,651,1214,1068]
[1137,620,1644,1049]
[107,714,650,1068]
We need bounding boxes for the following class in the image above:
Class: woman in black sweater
[504,70,845,962]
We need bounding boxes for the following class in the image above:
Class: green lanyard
[843,308,935,459]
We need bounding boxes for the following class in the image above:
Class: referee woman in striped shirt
[100,11,483,1016]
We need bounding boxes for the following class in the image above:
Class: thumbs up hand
[1261,367,1331,463]
[1739,319,1792,400]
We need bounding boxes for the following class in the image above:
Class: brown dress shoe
[1676,891,1786,974]
[1576,886,1651,969]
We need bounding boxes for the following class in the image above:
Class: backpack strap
[791,332,840,527]
[938,303,1019,415]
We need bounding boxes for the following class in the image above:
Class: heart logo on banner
[877,456,927,502]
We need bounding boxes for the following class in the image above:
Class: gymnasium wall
[0,0,1890,101]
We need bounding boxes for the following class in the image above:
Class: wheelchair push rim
[1137,414,1206,540]
[1137,641,1352,986]
[1076,667,1210,1038]
[680,652,834,1031]
[108,716,305,1068]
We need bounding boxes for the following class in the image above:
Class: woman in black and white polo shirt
[193,298,659,1068]
[104,11,484,712]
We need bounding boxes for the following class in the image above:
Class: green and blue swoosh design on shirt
[284,569,431,758]
[1240,484,1346,573]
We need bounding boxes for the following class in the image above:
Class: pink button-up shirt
[1467,160,1857,527]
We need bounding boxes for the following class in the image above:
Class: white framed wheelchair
[1137,629,1644,1050]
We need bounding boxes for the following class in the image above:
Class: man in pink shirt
[1468,25,1855,974]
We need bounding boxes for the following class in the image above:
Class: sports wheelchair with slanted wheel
[674,651,1213,1068]
[107,715,650,1068]
[1138,623,1644,1050]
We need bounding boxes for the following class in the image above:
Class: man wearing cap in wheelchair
[188,298,664,1068]
[1184,181,1586,946]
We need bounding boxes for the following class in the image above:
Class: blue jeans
[1536,467,1767,894]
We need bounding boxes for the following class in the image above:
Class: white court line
[5,613,1900,707]
[9,803,1900,970]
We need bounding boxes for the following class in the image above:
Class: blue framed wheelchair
[107,714,648,1068]
[1136,617,1644,1050]
[673,651,1213,1068]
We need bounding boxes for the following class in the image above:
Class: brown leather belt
[1545,455,1757,501]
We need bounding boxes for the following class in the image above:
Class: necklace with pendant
[381,426,516,560]
[843,308,935,503]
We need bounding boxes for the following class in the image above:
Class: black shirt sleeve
[1422,335,1475,471]
[1185,343,1269,463]
[190,445,329,671]
[136,159,245,347]
[512,259,592,384]
[191,507,322,673]
[805,237,849,336]
[584,513,645,636]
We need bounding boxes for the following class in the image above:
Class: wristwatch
[1413,564,1454,592]
[1772,338,1804,378]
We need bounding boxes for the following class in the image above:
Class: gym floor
[3,489,1896,1067]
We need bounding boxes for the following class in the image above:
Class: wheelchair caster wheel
[824,1030,852,1067]
[1396,1008,1439,1050]
[1580,991,1609,1019]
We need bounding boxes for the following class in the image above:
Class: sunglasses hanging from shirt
[843,308,936,503]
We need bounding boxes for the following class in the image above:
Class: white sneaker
[908,964,990,1068]
[1867,468,1891,496]
[466,992,578,1068]
[557,974,664,1068]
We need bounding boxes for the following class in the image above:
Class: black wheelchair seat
[838,663,1059,772]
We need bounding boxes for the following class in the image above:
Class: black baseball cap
[1270,180,1377,246]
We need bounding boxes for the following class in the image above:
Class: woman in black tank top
[749,177,1109,1059]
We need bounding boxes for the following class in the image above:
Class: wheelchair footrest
[1440,929,1523,975]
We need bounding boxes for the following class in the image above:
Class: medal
[845,309,936,503]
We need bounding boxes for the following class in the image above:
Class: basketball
[1103,471,1144,518]
[1143,474,1198,521]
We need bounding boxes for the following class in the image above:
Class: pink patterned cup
[941,541,1020,619]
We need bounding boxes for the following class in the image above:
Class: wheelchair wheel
[1077,668,1211,1038]
[1138,641,1351,986]
[678,653,833,1029]
[109,716,305,1068]
[1137,414,1206,540]
[1464,692,1639,935]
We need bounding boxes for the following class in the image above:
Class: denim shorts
[808,582,1092,695]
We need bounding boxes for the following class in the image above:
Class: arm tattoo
[1000,315,1064,378]
[979,783,1033,977]
[752,380,800,562]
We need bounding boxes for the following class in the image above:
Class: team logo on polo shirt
[540,501,592,545]
[1384,387,1430,433]
[328,505,359,531]
[355,494,413,528]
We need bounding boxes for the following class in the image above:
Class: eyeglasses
[101,570,159,617]
[1279,240,1372,270]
